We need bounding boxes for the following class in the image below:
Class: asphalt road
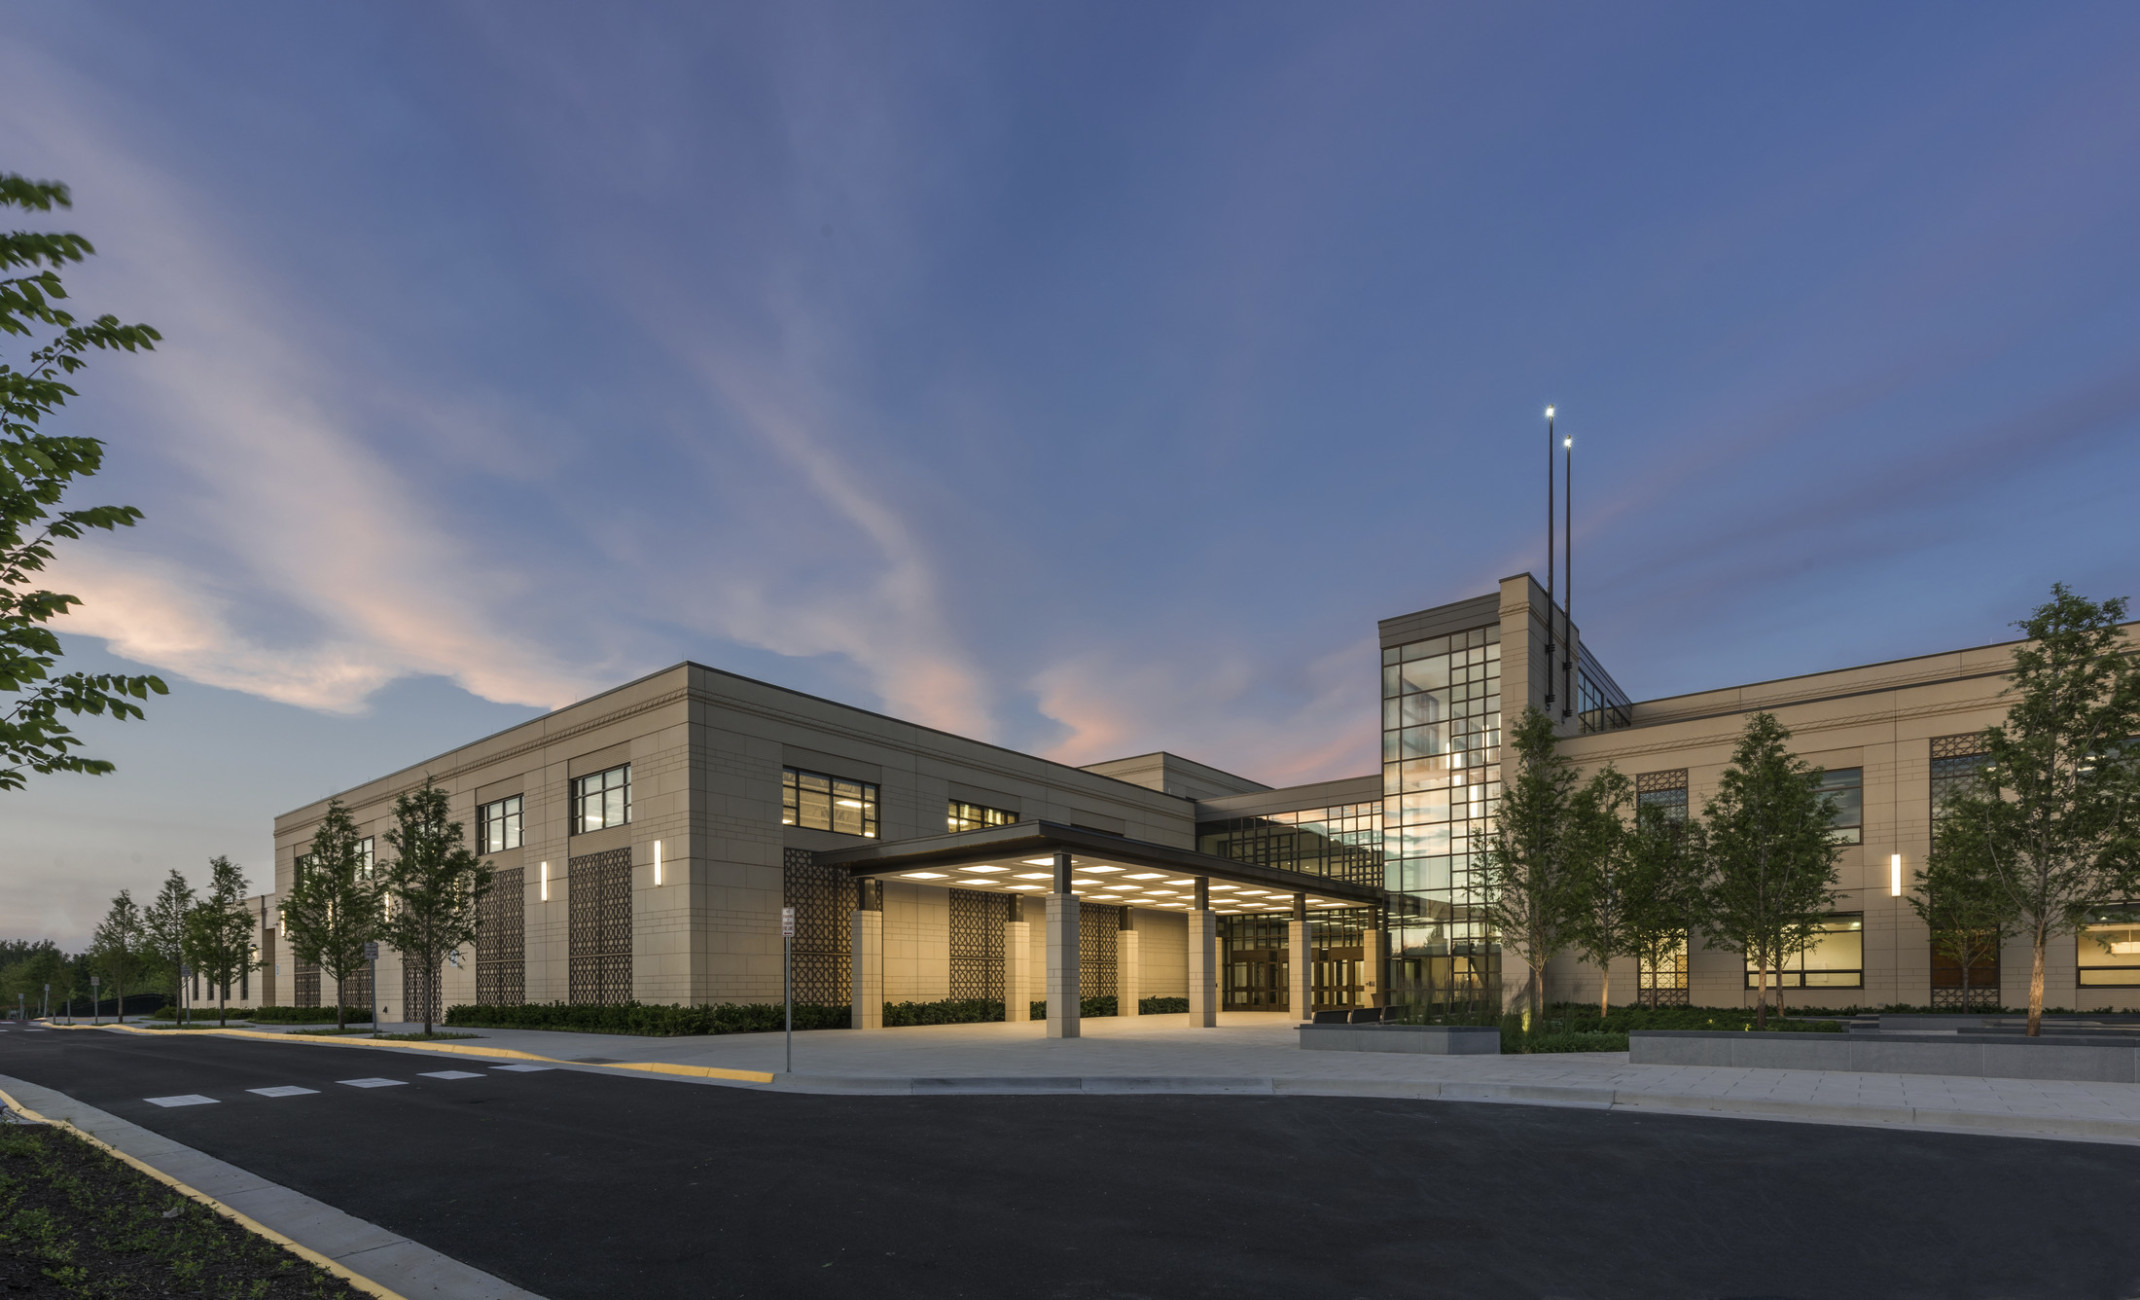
[1,1025,2136,1300]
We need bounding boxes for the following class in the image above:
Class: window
[783,767,878,837]
[947,800,1016,833]
[356,837,375,878]
[479,795,524,853]
[572,765,630,835]
[1380,623,1501,985]
[1747,914,1863,988]
[1820,768,1863,845]
[1198,803,1383,889]
[2078,907,2140,986]
[1635,770,1689,824]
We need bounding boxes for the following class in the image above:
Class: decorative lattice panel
[783,848,851,1005]
[949,889,1007,1000]
[1635,769,1689,794]
[569,848,634,1005]
[1080,904,1119,1000]
[1638,940,1691,1007]
[1931,733,1991,761]
[339,964,372,1015]
[402,962,440,1026]
[294,960,320,1009]
[477,867,526,1005]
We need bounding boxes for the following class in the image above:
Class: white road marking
[145,1095,219,1108]
[490,1064,552,1073]
[336,1078,407,1089]
[248,1086,320,1098]
[418,1070,484,1080]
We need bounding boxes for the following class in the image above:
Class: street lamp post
[1544,406,1556,707]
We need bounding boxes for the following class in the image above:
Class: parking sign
[780,906,795,938]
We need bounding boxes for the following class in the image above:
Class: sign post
[364,941,379,1029]
[42,983,49,1022]
[90,975,101,1026]
[780,906,795,1075]
[180,962,191,1027]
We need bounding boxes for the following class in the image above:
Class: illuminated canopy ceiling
[814,820,1386,916]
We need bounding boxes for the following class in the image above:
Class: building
[244,572,2140,1025]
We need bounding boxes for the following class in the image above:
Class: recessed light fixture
[1127,872,1164,880]
[1080,865,1121,874]
[836,798,865,808]
[1006,884,1041,891]
[1091,895,1122,901]
[902,871,948,879]
[1022,858,1056,866]
[962,865,1007,873]
[1165,879,1193,885]
[1208,884,1238,892]
[1237,889,1269,897]
[1015,872,1052,880]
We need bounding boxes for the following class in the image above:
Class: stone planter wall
[1297,1024,1501,1055]
[1631,1029,2140,1082]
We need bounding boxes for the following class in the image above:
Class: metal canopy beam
[814,819,1386,913]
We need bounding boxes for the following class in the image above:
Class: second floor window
[784,767,878,837]
[480,795,524,852]
[1820,768,1863,845]
[947,800,1016,833]
[573,765,631,834]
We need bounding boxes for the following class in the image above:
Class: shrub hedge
[238,1006,373,1024]
[447,993,1199,1036]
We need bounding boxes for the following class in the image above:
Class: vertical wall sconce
[541,861,550,902]
[1890,853,1902,897]
[654,841,663,886]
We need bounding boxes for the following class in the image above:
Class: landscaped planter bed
[1631,1029,2140,1082]
[1298,1023,1501,1055]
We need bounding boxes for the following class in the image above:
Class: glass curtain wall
[1382,623,1502,1003]
[1197,804,1383,888]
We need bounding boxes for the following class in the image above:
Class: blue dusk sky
[6,3,2138,948]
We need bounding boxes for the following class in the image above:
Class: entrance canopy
[815,820,1385,917]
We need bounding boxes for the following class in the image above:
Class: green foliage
[1484,706,1581,1019]
[379,779,492,1035]
[445,1000,854,1035]
[242,1005,371,1024]
[1913,794,2009,1012]
[1951,585,2140,1034]
[1620,803,1702,1011]
[1695,712,1843,1028]
[0,174,166,793]
[1139,997,1189,1014]
[140,870,194,998]
[1564,764,1634,1017]
[279,800,384,1031]
[88,890,145,1022]
[0,1116,362,1297]
[179,856,257,1026]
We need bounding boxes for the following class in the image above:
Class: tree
[142,868,196,1003]
[1,175,166,793]
[1911,792,2011,1013]
[279,799,385,1031]
[380,780,492,1036]
[1565,764,1636,1019]
[1696,712,1842,1029]
[1951,586,2140,1036]
[88,889,145,1022]
[1621,804,1702,1011]
[1484,707,1580,1023]
[182,856,258,1028]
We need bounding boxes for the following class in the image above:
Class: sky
[6,2,2138,949]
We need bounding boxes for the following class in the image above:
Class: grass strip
[0,1111,370,1298]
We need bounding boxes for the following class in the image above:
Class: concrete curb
[0,1074,544,1300]
[56,1021,2140,1147]
[761,1072,2140,1144]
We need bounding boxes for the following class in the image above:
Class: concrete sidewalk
[119,1011,2140,1147]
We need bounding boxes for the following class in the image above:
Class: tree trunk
[1754,959,1767,1031]
[1599,964,1610,1021]
[116,978,125,1025]
[219,986,228,1028]
[2028,927,2046,1038]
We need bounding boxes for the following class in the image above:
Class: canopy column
[1045,850,1080,1039]
[1288,891,1312,1022]
[1004,895,1031,1023]
[1117,909,1141,1017]
[1187,875,1218,1028]
[850,879,883,1030]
